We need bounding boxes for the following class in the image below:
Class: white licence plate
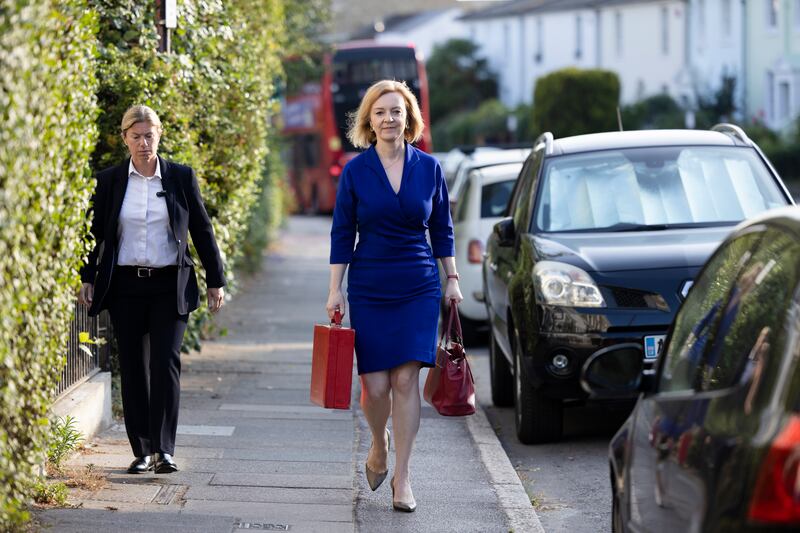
[644,335,666,360]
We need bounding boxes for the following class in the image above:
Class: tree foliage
[532,68,620,138]
[427,38,498,124]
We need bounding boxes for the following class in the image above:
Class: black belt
[116,265,178,278]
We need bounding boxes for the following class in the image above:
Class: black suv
[483,125,793,444]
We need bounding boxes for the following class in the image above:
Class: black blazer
[80,157,226,316]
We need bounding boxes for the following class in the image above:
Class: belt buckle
[136,267,152,278]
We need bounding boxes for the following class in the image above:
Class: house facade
[685,0,745,115]
[745,0,800,130]
[462,0,688,107]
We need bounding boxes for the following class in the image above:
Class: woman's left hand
[208,287,225,313]
[444,279,463,304]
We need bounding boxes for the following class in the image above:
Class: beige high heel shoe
[365,428,391,491]
[390,476,417,512]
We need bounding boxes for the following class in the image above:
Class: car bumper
[520,306,669,400]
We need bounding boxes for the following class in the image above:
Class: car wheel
[489,327,514,407]
[513,332,563,444]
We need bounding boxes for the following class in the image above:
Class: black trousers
[108,268,188,457]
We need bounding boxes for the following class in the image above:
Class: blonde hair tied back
[121,105,163,136]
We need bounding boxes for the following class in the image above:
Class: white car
[442,162,522,342]
[448,148,531,213]
[441,146,501,186]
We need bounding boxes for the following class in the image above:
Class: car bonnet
[530,226,734,273]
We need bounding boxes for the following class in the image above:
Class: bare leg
[389,361,421,504]
[360,370,391,473]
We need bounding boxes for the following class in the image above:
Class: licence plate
[644,335,666,360]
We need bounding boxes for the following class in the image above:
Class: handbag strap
[331,310,343,326]
[439,299,463,347]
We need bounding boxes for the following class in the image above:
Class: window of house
[576,14,583,59]
[722,0,732,37]
[795,0,800,29]
[779,80,791,120]
[661,6,669,55]
[536,17,543,63]
[766,71,775,122]
[767,0,779,30]
[698,0,706,43]
[615,11,623,57]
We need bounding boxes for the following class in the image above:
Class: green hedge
[532,68,620,138]
[0,1,99,527]
[0,0,323,527]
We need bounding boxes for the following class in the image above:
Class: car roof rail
[534,132,554,155]
[711,123,752,146]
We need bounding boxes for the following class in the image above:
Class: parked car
[440,162,522,343]
[483,124,794,444]
[448,148,531,212]
[440,145,501,187]
[582,206,800,533]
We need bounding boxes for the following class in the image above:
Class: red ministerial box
[310,314,355,409]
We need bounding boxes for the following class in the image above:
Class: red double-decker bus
[283,41,432,214]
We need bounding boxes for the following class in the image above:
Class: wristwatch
[446,273,460,281]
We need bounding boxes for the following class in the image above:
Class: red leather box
[310,312,355,409]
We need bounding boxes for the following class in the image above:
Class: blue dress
[330,144,455,374]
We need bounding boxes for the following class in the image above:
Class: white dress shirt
[117,160,179,267]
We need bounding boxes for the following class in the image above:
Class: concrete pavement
[37,216,541,533]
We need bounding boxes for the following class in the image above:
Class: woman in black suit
[78,105,226,474]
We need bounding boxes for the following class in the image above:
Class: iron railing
[56,303,112,398]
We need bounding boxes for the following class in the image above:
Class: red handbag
[310,311,355,409]
[423,300,476,416]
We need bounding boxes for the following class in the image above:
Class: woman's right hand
[78,283,93,307]
[326,289,346,321]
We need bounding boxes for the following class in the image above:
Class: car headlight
[534,261,606,307]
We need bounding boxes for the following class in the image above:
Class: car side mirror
[580,343,644,399]
[494,217,515,247]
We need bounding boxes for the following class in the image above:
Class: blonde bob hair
[347,80,425,149]
[121,105,163,136]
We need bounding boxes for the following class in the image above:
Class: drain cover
[233,522,290,530]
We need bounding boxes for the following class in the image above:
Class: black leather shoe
[155,453,178,474]
[127,455,155,474]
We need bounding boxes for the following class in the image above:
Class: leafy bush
[621,94,685,130]
[532,68,620,138]
[432,99,513,151]
[0,1,98,528]
[47,416,84,474]
[33,480,69,507]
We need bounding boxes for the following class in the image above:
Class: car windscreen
[533,146,788,233]
[482,179,516,218]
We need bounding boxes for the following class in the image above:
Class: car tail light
[748,414,800,524]
[467,240,483,264]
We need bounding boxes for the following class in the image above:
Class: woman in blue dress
[326,80,463,512]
